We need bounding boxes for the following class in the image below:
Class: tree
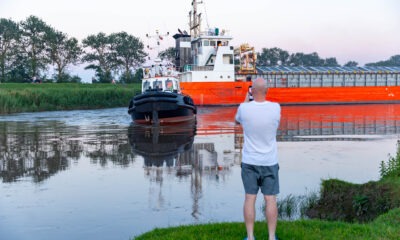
[20,16,52,79]
[288,52,324,66]
[0,18,21,83]
[323,57,339,67]
[158,47,175,63]
[46,29,82,82]
[109,32,146,83]
[366,55,400,66]
[82,32,116,83]
[344,61,358,67]
[257,47,289,66]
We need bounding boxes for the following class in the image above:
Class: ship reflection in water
[278,104,400,141]
[128,123,196,169]
[127,122,237,219]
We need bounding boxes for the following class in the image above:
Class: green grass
[133,208,400,239]
[0,83,141,114]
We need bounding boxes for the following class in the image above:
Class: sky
[1,0,399,80]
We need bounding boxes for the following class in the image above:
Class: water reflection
[128,123,196,168]
[279,104,400,141]
[0,121,135,183]
[2,104,400,184]
[1,105,400,239]
[127,123,237,219]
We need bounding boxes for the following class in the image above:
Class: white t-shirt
[235,101,281,166]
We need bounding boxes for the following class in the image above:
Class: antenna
[202,1,210,29]
[145,30,170,56]
[189,0,203,37]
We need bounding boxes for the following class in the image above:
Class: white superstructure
[179,1,235,83]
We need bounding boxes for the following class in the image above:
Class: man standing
[235,77,281,240]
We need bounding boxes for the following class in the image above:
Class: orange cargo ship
[173,1,400,106]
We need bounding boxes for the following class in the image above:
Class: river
[1,104,400,240]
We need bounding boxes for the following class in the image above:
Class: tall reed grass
[0,83,141,114]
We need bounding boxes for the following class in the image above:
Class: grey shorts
[241,162,280,195]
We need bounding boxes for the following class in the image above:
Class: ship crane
[234,43,257,75]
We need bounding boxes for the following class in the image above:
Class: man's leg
[244,194,257,240]
[264,195,278,240]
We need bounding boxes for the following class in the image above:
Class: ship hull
[128,91,197,125]
[180,82,400,105]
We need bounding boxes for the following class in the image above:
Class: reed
[0,83,141,114]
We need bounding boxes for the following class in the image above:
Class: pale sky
[1,0,399,73]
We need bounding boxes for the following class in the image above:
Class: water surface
[1,104,400,239]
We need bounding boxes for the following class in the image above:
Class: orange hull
[180,82,400,105]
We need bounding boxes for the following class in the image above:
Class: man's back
[236,100,281,166]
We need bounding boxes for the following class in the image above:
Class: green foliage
[82,32,115,83]
[110,31,146,79]
[53,72,81,83]
[133,208,400,240]
[20,16,52,78]
[257,47,289,66]
[307,179,396,223]
[0,83,140,114]
[82,32,146,84]
[158,47,175,62]
[277,194,297,219]
[380,140,400,179]
[119,69,143,83]
[46,29,82,82]
[344,61,359,67]
[257,48,340,67]
[366,55,400,67]
[0,18,21,83]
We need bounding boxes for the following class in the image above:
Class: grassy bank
[134,208,400,240]
[0,83,141,114]
[306,140,400,223]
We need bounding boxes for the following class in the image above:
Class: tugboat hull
[128,91,196,125]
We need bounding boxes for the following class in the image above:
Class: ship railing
[237,72,400,88]
[183,65,214,72]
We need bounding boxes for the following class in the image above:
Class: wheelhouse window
[153,80,163,90]
[210,41,216,47]
[165,79,174,91]
[143,80,151,90]
[203,40,210,46]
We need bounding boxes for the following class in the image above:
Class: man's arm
[235,105,241,124]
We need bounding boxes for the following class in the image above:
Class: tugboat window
[143,81,151,91]
[165,79,173,91]
[153,80,163,90]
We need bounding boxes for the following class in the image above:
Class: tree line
[1,16,399,84]
[0,16,146,83]
[256,47,400,68]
